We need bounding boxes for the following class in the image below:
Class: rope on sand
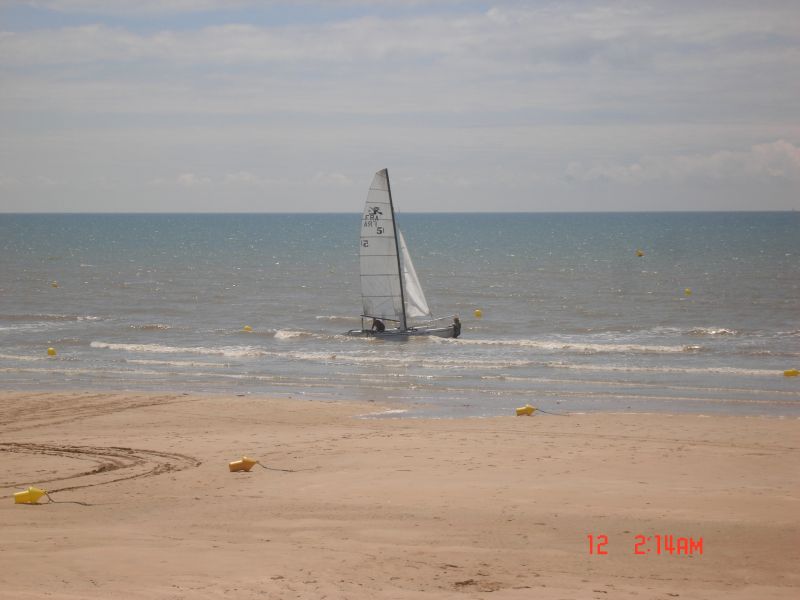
[535,408,570,416]
[256,462,314,473]
[44,491,92,506]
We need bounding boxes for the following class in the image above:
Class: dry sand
[1,391,798,599]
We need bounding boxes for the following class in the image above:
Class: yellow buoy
[51,281,59,288]
[229,456,258,472]
[47,347,57,357]
[515,404,535,416]
[636,249,644,257]
[14,487,47,504]
[473,309,482,319]
[242,325,253,332]
[784,369,799,377]
[684,288,692,296]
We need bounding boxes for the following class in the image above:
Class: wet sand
[1,391,798,599]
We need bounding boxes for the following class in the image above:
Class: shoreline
[3,385,799,421]
[1,390,798,598]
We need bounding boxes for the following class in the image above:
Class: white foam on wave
[273,329,307,340]
[449,337,699,354]
[0,353,45,361]
[1,313,101,322]
[545,362,782,377]
[91,341,265,358]
[0,324,44,333]
[0,366,163,376]
[356,409,409,418]
[283,349,532,370]
[125,358,229,368]
[479,373,800,396]
[315,315,360,322]
[129,323,171,331]
[688,327,738,336]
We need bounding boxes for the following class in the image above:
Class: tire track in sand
[0,442,201,492]
[0,393,202,493]
[0,392,193,435]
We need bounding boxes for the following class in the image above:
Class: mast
[385,168,408,331]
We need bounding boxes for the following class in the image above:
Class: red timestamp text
[587,534,703,556]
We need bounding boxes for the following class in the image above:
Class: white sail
[398,229,431,319]
[359,169,404,326]
[352,168,453,337]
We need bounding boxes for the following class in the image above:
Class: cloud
[0,19,465,67]
[3,3,798,70]
[222,171,291,187]
[565,140,800,184]
[13,0,454,15]
[1,1,797,129]
[223,171,265,186]
[1,1,799,211]
[150,171,297,189]
[150,172,212,187]
[17,0,256,15]
[2,7,797,125]
[0,173,20,187]
[311,171,353,186]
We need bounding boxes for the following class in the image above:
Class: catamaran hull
[345,325,457,339]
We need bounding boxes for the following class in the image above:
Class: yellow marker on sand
[14,487,47,504]
[229,456,258,472]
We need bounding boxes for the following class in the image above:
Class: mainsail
[359,169,431,329]
[359,169,405,327]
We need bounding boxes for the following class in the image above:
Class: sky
[0,0,799,212]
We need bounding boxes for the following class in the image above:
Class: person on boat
[371,318,386,333]
[453,316,461,338]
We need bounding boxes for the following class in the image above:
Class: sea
[1,212,798,418]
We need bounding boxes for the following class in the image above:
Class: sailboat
[346,169,460,338]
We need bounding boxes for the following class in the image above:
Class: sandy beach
[1,391,798,599]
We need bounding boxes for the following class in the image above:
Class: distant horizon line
[2,210,797,216]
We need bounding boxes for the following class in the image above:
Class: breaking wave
[544,362,783,377]
[315,315,361,323]
[91,341,266,358]
[273,329,308,340]
[442,337,702,354]
[688,327,738,336]
[0,313,102,322]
